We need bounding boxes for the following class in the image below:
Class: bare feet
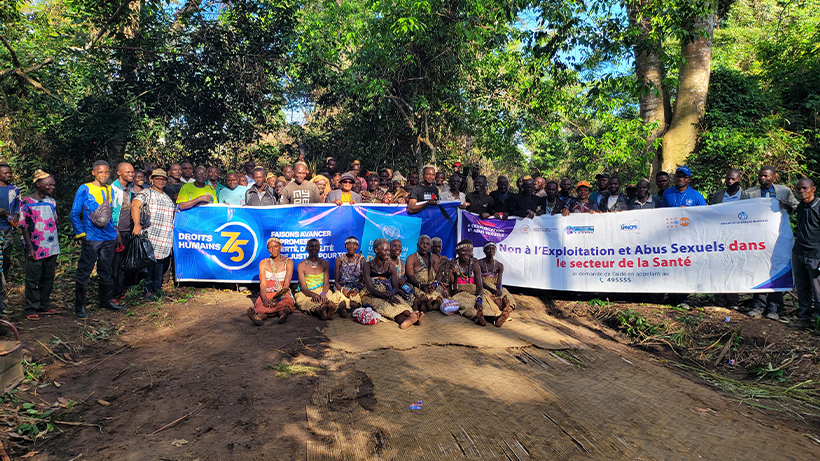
[475,308,487,326]
[495,309,510,327]
[315,306,328,321]
[338,301,349,318]
[246,307,263,326]
[400,311,419,330]
[415,311,425,325]
[324,302,336,320]
[278,309,291,324]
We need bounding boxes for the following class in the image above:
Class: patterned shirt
[135,189,175,259]
[20,196,60,260]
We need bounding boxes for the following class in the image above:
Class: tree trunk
[629,0,672,182]
[659,12,716,174]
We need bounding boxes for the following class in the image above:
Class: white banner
[459,198,794,293]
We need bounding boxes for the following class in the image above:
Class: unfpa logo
[214,222,258,270]
[666,217,690,229]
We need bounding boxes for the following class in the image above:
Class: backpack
[87,186,112,229]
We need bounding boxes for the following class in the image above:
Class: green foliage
[615,309,665,339]
[266,362,320,378]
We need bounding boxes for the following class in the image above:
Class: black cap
[595,173,610,180]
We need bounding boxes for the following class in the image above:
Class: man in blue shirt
[663,166,707,208]
[0,162,20,301]
[70,160,124,318]
[662,166,705,308]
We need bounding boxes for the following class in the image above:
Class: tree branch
[0,35,21,68]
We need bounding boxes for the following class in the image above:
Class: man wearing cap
[325,173,362,204]
[505,176,545,219]
[407,165,440,214]
[111,162,135,300]
[490,175,512,217]
[132,169,176,300]
[0,162,20,289]
[246,167,280,206]
[745,166,800,320]
[709,169,749,205]
[662,166,707,207]
[20,170,59,319]
[561,181,600,215]
[70,160,124,318]
[177,166,217,210]
[590,173,610,206]
[282,162,322,204]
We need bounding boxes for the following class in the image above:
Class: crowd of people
[1,156,817,331]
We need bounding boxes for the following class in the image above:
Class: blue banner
[173,202,459,282]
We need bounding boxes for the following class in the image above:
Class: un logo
[382,225,402,240]
[214,222,258,270]
[738,212,748,221]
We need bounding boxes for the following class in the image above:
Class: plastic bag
[352,306,382,325]
[124,234,156,272]
[440,299,459,315]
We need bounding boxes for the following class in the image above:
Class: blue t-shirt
[663,186,706,208]
[0,185,20,231]
[218,185,249,205]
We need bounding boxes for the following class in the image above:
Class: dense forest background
[1,0,818,200]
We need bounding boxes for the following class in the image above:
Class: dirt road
[4,289,817,460]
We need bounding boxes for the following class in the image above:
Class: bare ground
[0,284,817,460]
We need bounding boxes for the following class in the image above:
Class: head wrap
[311,174,331,195]
[456,240,474,252]
[483,241,496,251]
[345,236,359,246]
[33,169,51,184]
[266,237,282,247]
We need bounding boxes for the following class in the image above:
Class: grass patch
[265,363,319,378]
[615,309,665,339]
[668,360,820,421]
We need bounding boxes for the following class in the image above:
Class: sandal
[246,307,263,326]
[39,308,60,315]
[26,314,40,321]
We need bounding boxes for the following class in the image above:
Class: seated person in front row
[389,239,407,287]
[361,238,422,329]
[431,237,448,263]
[295,238,338,320]
[330,236,365,316]
[247,238,295,326]
[478,242,515,312]
[443,240,509,327]
[405,235,444,312]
